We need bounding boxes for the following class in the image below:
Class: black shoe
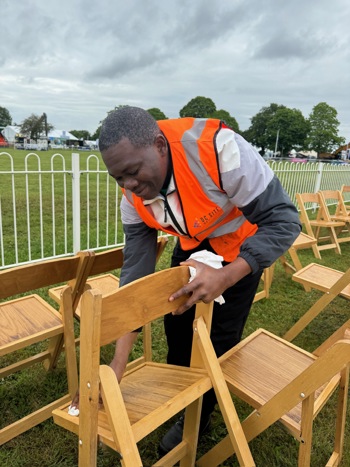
[158,415,211,456]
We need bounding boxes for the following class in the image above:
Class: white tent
[1,126,23,143]
[48,130,78,142]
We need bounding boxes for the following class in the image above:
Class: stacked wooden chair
[0,250,94,445]
[319,189,350,243]
[296,192,345,256]
[340,185,350,213]
[53,266,255,467]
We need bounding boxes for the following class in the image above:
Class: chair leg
[194,316,255,467]
[326,366,349,467]
[143,322,152,362]
[314,225,321,241]
[180,398,203,467]
[287,248,300,272]
[329,227,342,254]
[311,242,322,259]
[43,334,63,371]
[298,394,314,467]
[253,267,271,303]
[99,365,142,467]
[264,265,274,292]
[279,254,296,275]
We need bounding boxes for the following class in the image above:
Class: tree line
[0,96,345,155]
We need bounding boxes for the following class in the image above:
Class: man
[99,106,301,454]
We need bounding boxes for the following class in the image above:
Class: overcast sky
[1,0,349,140]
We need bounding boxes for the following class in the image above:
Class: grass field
[1,236,350,466]
[1,148,350,465]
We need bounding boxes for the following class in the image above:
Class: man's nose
[124,177,138,190]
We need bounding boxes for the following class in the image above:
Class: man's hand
[169,257,252,315]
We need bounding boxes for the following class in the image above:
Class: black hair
[99,106,159,151]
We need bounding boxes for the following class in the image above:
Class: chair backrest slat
[0,254,86,299]
[320,189,348,217]
[89,247,125,277]
[94,266,190,345]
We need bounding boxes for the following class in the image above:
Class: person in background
[98,106,301,454]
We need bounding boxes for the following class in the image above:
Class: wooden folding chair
[283,263,350,342]
[267,232,319,293]
[279,231,318,272]
[249,231,318,303]
[0,250,93,445]
[197,327,350,467]
[296,192,345,256]
[49,237,168,369]
[253,266,273,303]
[340,185,350,213]
[53,267,255,467]
[320,189,350,243]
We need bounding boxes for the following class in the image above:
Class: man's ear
[155,134,167,155]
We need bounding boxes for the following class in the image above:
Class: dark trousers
[164,239,262,419]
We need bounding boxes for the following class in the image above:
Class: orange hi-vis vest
[124,118,257,262]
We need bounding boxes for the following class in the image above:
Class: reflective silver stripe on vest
[206,214,247,238]
[181,119,236,217]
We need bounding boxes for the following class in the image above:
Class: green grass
[1,238,350,466]
[1,149,350,465]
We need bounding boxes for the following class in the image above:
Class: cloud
[1,0,349,138]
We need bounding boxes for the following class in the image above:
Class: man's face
[102,135,168,200]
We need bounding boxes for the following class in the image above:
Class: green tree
[242,103,286,155]
[306,102,345,154]
[267,107,309,156]
[91,125,101,140]
[211,109,240,132]
[0,106,12,127]
[179,96,216,118]
[20,113,54,140]
[70,130,91,140]
[179,97,239,131]
[147,108,168,120]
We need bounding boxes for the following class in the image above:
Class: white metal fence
[1,151,350,269]
[268,160,350,206]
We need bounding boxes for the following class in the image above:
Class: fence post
[72,152,81,253]
[313,162,324,192]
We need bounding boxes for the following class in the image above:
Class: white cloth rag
[188,250,225,304]
[68,404,79,416]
